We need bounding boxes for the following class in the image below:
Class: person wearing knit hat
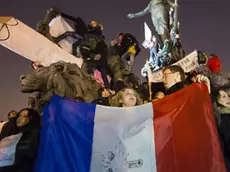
[196,54,230,94]
[207,55,222,73]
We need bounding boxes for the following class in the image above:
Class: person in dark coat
[119,33,141,56]
[107,39,122,57]
[0,110,18,141]
[88,21,103,36]
[212,89,230,171]
[119,33,141,73]
[162,65,186,95]
[0,108,41,172]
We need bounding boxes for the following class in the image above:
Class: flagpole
[146,60,152,101]
[148,81,152,101]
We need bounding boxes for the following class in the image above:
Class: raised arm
[166,0,175,7]
[127,2,151,19]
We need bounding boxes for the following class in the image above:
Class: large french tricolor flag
[34,83,226,172]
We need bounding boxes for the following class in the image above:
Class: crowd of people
[0,7,230,172]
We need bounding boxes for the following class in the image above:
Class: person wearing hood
[1,108,41,172]
[0,110,18,141]
[119,33,141,73]
[213,89,230,171]
[197,54,230,94]
[88,20,103,36]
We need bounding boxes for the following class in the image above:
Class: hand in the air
[94,54,101,61]
[48,7,61,16]
[196,74,211,94]
[127,14,135,19]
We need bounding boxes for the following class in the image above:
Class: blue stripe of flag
[35,95,96,172]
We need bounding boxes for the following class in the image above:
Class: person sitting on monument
[174,34,185,60]
[93,42,112,89]
[93,69,112,88]
[107,39,126,89]
[36,8,87,56]
[107,39,122,57]
[119,33,141,73]
[88,20,103,36]
[148,35,162,70]
[39,8,106,59]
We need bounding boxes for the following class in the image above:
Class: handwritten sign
[149,50,198,82]
[0,133,22,167]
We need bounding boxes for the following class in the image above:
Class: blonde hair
[109,88,143,107]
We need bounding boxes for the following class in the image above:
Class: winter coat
[197,65,230,93]
[218,107,230,171]
[0,118,18,141]
[107,44,122,57]
[165,82,185,95]
[120,33,141,56]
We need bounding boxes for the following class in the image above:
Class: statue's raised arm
[128,0,172,52]
[127,1,151,19]
[128,0,185,68]
[166,0,175,7]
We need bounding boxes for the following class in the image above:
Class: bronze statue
[127,0,175,46]
[127,0,183,64]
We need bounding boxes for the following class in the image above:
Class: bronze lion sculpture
[20,61,101,112]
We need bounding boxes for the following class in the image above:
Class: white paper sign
[148,50,199,82]
[142,22,152,49]
[49,16,76,53]
[0,133,22,167]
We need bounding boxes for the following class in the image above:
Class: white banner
[49,16,76,54]
[148,50,199,82]
[0,133,22,167]
[0,17,83,67]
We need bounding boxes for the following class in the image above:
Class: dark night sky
[0,0,229,120]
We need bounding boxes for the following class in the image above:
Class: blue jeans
[121,51,135,73]
[149,47,159,66]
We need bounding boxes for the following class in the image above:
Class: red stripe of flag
[153,83,226,172]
